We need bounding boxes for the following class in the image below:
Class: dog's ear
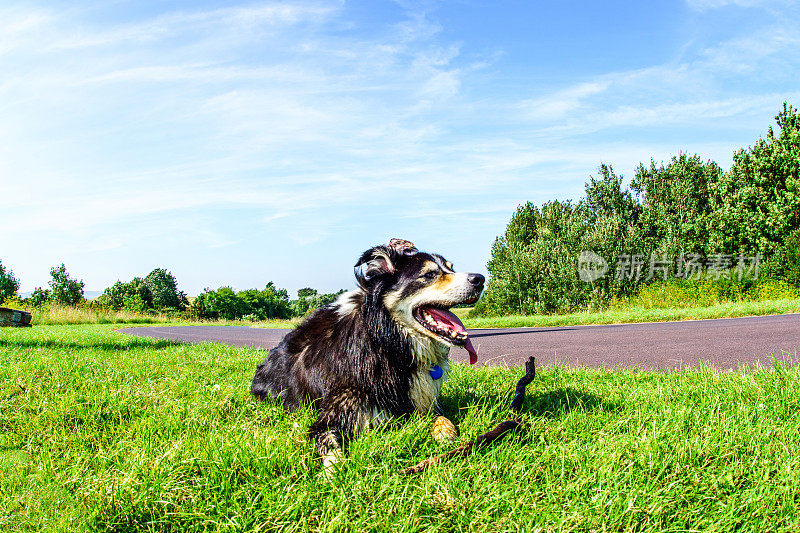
[354,239,418,288]
[354,246,395,288]
[387,238,417,256]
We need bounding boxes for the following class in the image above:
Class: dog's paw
[320,449,344,480]
[431,416,458,442]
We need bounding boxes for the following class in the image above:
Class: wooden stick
[510,356,536,412]
[400,421,522,475]
[400,356,536,475]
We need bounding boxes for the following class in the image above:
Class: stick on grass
[401,356,535,475]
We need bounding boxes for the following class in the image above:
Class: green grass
[463,298,800,329]
[2,298,298,327]
[3,325,800,531]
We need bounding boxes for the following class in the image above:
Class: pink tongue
[464,337,478,365]
[424,307,478,365]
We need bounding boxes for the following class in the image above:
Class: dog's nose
[467,273,485,286]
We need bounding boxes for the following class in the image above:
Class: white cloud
[686,0,771,10]
[519,81,612,121]
[49,2,340,50]
[535,93,800,140]
[513,4,800,139]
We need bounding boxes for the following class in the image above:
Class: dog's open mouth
[413,305,478,365]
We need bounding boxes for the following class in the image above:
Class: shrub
[30,287,51,307]
[143,268,188,311]
[0,259,20,305]
[474,169,646,316]
[785,228,800,288]
[97,269,187,313]
[97,278,151,311]
[291,288,346,317]
[708,102,800,258]
[631,154,722,261]
[48,264,84,305]
[194,282,293,320]
[200,286,242,320]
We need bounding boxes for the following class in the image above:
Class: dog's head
[354,238,485,364]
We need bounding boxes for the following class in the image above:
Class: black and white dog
[251,239,484,473]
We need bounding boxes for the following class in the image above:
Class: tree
[479,202,539,315]
[476,102,800,317]
[194,282,294,320]
[583,164,640,224]
[783,229,800,288]
[291,288,345,317]
[297,287,318,299]
[631,154,722,260]
[201,286,243,320]
[96,269,187,313]
[0,260,20,305]
[98,278,151,310]
[48,263,84,305]
[768,227,800,287]
[30,287,51,307]
[708,102,800,258]
[477,200,591,315]
[143,268,188,311]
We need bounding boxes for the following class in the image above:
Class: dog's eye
[421,270,438,280]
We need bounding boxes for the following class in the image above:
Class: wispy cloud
[512,3,800,140]
[685,0,773,11]
[519,81,612,121]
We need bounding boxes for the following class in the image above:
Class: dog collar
[429,365,444,380]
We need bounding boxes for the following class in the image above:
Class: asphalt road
[118,313,800,370]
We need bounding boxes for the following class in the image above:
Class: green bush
[474,168,645,316]
[708,102,800,258]
[96,269,187,313]
[474,200,586,315]
[785,228,800,288]
[97,278,151,311]
[0,259,20,305]
[632,154,722,260]
[194,282,293,320]
[763,228,800,288]
[143,268,188,311]
[199,286,242,320]
[29,287,51,307]
[291,288,346,317]
[48,263,84,305]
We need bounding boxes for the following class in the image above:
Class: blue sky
[2,0,799,297]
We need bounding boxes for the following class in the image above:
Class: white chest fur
[407,334,451,413]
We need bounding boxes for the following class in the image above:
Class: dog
[251,238,485,473]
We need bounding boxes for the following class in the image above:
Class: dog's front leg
[308,386,372,477]
[431,403,458,442]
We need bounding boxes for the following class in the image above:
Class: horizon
[3,0,799,297]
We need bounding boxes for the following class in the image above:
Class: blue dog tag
[429,365,443,380]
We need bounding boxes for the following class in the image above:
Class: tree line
[0,261,344,320]
[474,102,800,316]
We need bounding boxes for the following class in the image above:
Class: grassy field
[2,325,800,531]
[2,301,297,328]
